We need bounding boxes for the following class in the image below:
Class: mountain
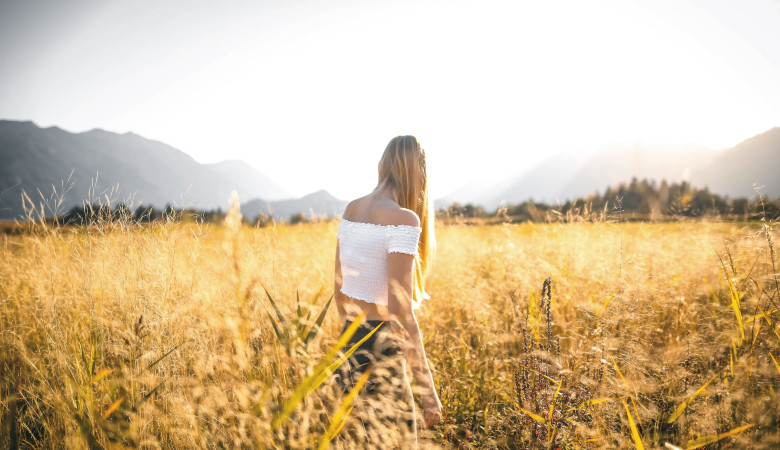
[442,143,714,210]
[553,142,715,201]
[699,127,780,198]
[441,126,780,210]
[0,120,291,219]
[241,190,347,221]
[480,152,590,210]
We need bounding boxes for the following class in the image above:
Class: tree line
[438,178,780,222]
[56,178,779,226]
[59,203,310,226]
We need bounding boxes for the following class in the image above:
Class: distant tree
[438,203,487,219]
[290,212,307,224]
[62,205,87,225]
[730,198,749,217]
[254,213,272,228]
[200,209,225,223]
[163,203,176,220]
[505,201,546,222]
[133,205,156,222]
[114,203,132,221]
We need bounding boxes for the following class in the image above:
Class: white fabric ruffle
[337,218,422,306]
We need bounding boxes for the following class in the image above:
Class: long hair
[378,135,436,305]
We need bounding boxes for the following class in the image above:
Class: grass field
[1,211,779,448]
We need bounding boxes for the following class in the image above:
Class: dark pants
[336,320,416,445]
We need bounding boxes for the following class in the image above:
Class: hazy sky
[2,0,780,200]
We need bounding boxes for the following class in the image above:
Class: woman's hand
[422,392,443,428]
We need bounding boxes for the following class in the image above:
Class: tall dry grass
[1,205,779,448]
[429,219,779,448]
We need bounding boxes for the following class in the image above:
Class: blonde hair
[378,135,436,305]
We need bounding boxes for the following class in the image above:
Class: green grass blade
[312,321,383,391]
[547,380,564,444]
[147,343,182,371]
[517,406,545,424]
[318,369,371,449]
[622,398,644,449]
[684,423,753,449]
[306,287,324,324]
[133,377,167,411]
[102,396,125,419]
[77,336,89,374]
[89,343,95,376]
[305,294,334,347]
[296,288,306,340]
[263,285,287,326]
[270,316,377,431]
[728,278,745,345]
[667,373,718,423]
[264,306,286,346]
[296,288,303,320]
[770,351,780,375]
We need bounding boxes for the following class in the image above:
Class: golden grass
[1,214,779,448]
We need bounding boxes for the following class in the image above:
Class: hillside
[241,190,347,221]
[441,126,779,209]
[479,142,714,210]
[700,127,780,198]
[0,120,290,219]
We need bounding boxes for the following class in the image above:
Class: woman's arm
[334,243,347,323]
[387,251,442,427]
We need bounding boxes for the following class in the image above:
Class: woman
[334,135,442,444]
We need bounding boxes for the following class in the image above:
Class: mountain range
[439,127,780,210]
[2,119,778,220]
[242,190,348,221]
[0,120,316,220]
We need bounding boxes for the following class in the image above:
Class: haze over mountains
[440,127,780,210]
[1,119,778,221]
[242,190,347,222]
[0,120,298,220]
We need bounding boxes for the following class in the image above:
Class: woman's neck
[372,180,397,203]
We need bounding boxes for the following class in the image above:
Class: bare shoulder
[342,197,367,221]
[342,199,358,219]
[341,193,420,227]
[386,207,421,228]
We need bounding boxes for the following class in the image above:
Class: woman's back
[337,191,421,321]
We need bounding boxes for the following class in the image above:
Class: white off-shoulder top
[336,218,422,308]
